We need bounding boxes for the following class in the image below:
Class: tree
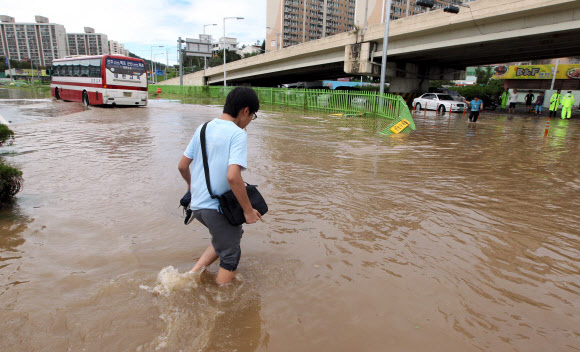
[206,49,242,68]
[260,40,265,52]
[475,66,494,85]
[0,124,22,206]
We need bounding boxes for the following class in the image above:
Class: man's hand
[178,155,193,190]
[244,209,262,224]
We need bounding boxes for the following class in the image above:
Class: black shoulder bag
[200,122,268,226]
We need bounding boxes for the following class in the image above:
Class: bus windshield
[105,58,146,76]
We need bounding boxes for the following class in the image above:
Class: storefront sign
[493,64,580,80]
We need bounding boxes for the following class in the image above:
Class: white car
[412,93,466,113]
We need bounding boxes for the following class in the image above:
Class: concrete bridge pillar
[389,77,430,93]
[386,62,460,93]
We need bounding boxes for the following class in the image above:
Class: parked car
[412,93,466,113]
[431,88,465,102]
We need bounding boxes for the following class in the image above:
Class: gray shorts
[192,209,243,272]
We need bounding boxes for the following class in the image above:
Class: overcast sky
[8,0,267,64]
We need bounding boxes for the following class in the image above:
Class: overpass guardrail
[149,85,415,134]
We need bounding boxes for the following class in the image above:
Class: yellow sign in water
[390,118,410,134]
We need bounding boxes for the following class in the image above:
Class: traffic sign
[4,58,8,66]
[155,69,164,76]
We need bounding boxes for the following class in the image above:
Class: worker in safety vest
[549,90,562,117]
[561,91,575,119]
[501,89,510,110]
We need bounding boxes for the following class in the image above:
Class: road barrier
[149,85,415,134]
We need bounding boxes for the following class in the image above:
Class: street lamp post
[150,45,164,83]
[223,17,244,87]
[154,53,164,83]
[203,24,217,74]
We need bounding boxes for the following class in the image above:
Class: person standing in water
[525,90,535,113]
[463,95,484,123]
[549,90,562,117]
[561,91,575,120]
[534,92,545,115]
[501,89,510,110]
[509,89,518,114]
[178,87,261,285]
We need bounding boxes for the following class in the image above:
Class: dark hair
[474,95,479,98]
[223,87,260,117]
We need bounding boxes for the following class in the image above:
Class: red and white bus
[50,55,148,106]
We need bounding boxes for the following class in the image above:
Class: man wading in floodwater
[178,87,261,285]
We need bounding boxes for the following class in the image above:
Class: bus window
[66,63,73,77]
[73,61,81,77]
[89,59,101,77]
[80,60,90,77]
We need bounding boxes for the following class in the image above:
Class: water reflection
[0,203,31,295]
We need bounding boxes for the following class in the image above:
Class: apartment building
[0,15,67,66]
[67,27,109,56]
[266,0,356,51]
[356,0,471,25]
[108,40,129,56]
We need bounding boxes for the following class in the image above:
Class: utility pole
[178,37,183,86]
[379,0,393,95]
[550,58,560,91]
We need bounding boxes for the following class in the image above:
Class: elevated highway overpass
[160,0,580,92]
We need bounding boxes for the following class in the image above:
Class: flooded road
[1,89,579,351]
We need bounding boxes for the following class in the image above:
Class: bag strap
[200,122,218,199]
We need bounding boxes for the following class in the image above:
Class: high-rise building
[0,15,67,66]
[266,0,356,52]
[108,40,129,56]
[67,27,109,56]
[356,0,469,25]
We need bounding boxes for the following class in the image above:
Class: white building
[0,15,67,66]
[239,45,262,56]
[212,37,239,52]
[67,27,109,56]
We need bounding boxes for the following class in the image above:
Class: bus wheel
[55,88,61,100]
[82,92,90,107]
[438,105,446,114]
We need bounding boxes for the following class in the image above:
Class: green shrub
[0,163,22,204]
[448,80,504,102]
[0,124,22,205]
[0,124,14,146]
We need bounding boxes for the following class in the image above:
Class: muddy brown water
[1,89,579,352]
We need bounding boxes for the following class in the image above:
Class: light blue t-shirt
[183,118,248,210]
[470,100,482,111]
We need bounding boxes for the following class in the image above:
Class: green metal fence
[149,85,415,133]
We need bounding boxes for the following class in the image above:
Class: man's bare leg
[190,245,218,273]
[216,268,236,285]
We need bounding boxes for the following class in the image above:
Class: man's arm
[178,155,193,190]
[226,164,261,224]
